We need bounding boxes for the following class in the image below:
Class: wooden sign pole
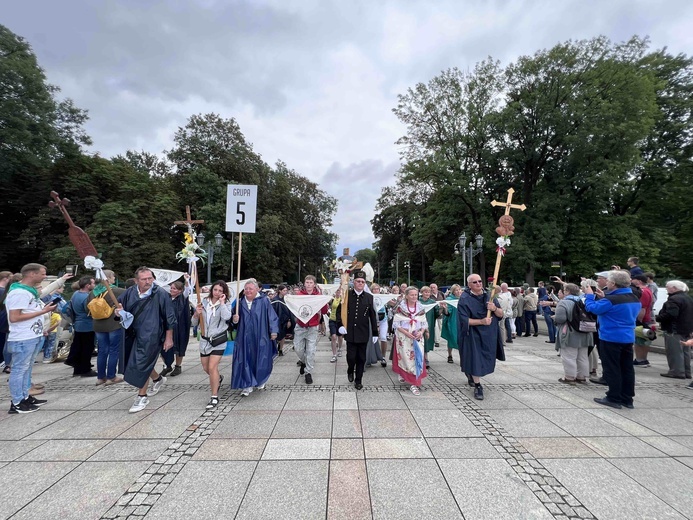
[235,232,243,318]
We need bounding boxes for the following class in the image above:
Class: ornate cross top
[48,191,76,227]
[48,190,98,258]
[490,188,526,215]
[174,206,205,233]
[487,188,527,317]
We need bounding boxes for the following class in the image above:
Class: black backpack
[567,299,597,333]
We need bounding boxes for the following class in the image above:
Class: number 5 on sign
[226,185,257,233]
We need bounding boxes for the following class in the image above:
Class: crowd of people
[1,255,691,415]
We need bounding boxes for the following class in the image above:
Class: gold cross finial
[490,188,526,215]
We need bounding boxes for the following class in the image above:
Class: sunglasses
[470,280,483,284]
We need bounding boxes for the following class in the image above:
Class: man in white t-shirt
[5,264,56,414]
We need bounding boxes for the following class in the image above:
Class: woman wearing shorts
[192,280,231,409]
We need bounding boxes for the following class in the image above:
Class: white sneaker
[129,395,149,413]
[42,359,52,364]
[256,383,266,390]
[330,355,337,363]
[147,376,167,396]
[241,387,253,397]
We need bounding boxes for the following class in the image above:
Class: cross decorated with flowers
[174,206,207,336]
[488,188,526,317]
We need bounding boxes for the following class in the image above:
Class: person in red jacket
[294,275,328,384]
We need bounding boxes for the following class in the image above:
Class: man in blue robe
[457,273,505,400]
[231,280,279,395]
[117,267,176,413]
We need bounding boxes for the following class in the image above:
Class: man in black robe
[117,267,176,413]
[337,270,378,390]
[457,273,505,400]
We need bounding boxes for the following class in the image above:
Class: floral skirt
[392,330,427,386]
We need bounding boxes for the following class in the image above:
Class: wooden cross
[173,205,206,335]
[174,206,205,233]
[490,188,526,215]
[48,191,98,258]
[487,188,526,317]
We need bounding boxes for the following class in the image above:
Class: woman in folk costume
[392,286,428,395]
[191,280,232,410]
[440,284,463,364]
[418,286,439,369]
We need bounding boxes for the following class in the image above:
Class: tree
[0,24,91,270]
[375,36,690,287]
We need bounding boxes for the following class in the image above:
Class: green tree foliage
[0,24,91,269]
[0,26,337,282]
[374,36,692,285]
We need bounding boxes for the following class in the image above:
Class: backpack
[87,293,115,320]
[568,299,597,333]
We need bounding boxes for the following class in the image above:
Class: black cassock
[271,296,295,341]
[337,290,378,385]
[119,284,176,388]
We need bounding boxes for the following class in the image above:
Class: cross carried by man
[487,188,526,317]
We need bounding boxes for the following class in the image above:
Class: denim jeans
[26,337,45,396]
[7,337,42,405]
[96,329,123,380]
[1,332,10,368]
[42,332,57,361]
[543,310,556,342]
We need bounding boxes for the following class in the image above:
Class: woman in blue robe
[456,276,505,400]
[230,280,279,396]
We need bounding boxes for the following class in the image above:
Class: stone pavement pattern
[1,333,693,519]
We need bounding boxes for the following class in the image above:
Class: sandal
[558,377,576,384]
[410,385,420,395]
[398,376,405,383]
[575,378,588,384]
[447,355,453,364]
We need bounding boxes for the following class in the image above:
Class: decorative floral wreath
[496,236,511,256]
[176,231,207,264]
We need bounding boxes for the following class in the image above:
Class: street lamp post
[468,234,484,277]
[298,255,306,282]
[404,261,411,286]
[196,232,224,284]
[455,232,483,282]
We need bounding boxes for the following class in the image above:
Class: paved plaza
[1,333,693,520]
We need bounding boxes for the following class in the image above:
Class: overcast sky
[5,0,692,258]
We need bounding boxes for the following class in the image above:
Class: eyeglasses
[470,280,483,284]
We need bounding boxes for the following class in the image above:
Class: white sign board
[226,184,257,233]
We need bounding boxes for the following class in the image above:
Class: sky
[4,0,693,257]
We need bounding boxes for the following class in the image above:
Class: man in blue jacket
[584,270,641,409]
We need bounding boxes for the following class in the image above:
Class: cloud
[4,0,692,258]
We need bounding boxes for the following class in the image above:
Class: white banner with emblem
[284,294,332,322]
